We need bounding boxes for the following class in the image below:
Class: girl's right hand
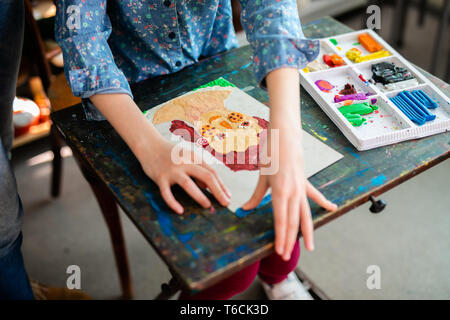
[137,137,231,214]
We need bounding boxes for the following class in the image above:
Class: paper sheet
[145,85,343,211]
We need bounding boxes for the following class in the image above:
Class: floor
[11,4,450,299]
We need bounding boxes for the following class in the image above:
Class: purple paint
[315,80,335,93]
[334,93,369,103]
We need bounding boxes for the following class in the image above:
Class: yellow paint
[357,50,390,63]
[346,48,390,63]
[310,129,327,141]
[221,225,239,234]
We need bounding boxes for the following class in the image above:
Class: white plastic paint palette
[300,29,450,150]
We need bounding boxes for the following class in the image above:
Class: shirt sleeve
[238,0,320,89]
[54,0,132,99]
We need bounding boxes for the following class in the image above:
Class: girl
[55,0,337,299]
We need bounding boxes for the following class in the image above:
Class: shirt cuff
[81,87,132,121]
[67,62,132,99]
[251,37,320,89]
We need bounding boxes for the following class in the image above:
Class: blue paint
[235,194,272,218]
[103,148,139,185]
[177,232,194,243]
[371,174,387,186]
[252,230,274,242]
[240,62,252,70]
[356,174,387,194]
[344,146,370,165]
[108,183,124,201]
[184,243,199,259]
[356,168,370,176]
[235,244,248,252]
[143,190,201,259]
[215,244,251,269]
[144,191,173,237]
[412,90,438,109]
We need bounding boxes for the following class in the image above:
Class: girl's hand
[89,93,230,215]
[137,137,231,214]
[242,125,337,261]
[241,67,337,261]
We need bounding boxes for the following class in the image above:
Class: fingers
[159,181,184,215]
[201,162,232,198]
[176,173,212,209]
[283,194,300,261]
[306,181,337,212]
[242,176,269,210]
[184,165,230,207]
[300,193,314,251]
[272,192,288,256]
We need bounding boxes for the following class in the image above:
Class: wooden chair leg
[446,49,450,83]
[418,0,427,26]
[430,0,449,76]
[50,124,63,197]
[391,0,408,48]
[78,162,134,300]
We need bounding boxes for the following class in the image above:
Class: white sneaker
[261,272,314,300]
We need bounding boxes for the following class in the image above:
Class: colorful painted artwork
[152,88,269,171]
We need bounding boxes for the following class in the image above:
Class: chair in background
[390,0,449,79]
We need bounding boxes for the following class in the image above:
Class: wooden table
[51,17,450,299]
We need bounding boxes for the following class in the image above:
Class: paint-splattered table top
[52,17,449,292]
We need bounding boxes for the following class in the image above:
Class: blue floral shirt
[55,0,319,112]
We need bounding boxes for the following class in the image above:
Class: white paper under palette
[300,29,450,151]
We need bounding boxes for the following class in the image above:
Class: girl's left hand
[242,123,337,261]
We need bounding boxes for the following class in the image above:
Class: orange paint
[209,115,221,123]
[343,100,353,106]
[330,54,344,66]
[358,33,383,53]
[220,120,232,129]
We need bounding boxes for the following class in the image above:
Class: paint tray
[300,29,450,151]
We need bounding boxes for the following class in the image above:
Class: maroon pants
[179,240,300,300]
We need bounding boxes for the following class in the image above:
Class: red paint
[169,117,269,171]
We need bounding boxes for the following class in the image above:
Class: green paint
[193,77,236,90]
[339,102,378,127]
[330,38,338,45]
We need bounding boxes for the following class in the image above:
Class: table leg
[77,160,134,300]
[50,124,63,198]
